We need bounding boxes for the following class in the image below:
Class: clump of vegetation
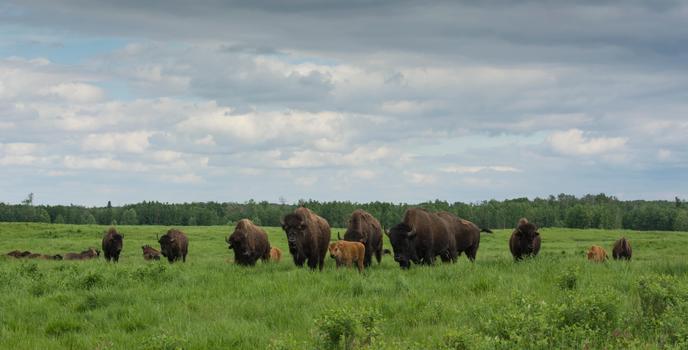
[314,307,381,350]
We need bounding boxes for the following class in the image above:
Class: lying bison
[612,237,632,260]
[102,227,124,263]
[329,240,366,273]
[27,253,62,260]
[64,247,100,260]
[436,211,491,262]
[141,245,161,260]
[227,219,271,266]
[158,229,188,263]
[587,245,608,262]
[6,250,32,258]
[281,207,331,271]
[341,209,383,268]
[509,218,541,261]
[386,208,457,269]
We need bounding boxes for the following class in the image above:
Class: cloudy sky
[1,1,687,206]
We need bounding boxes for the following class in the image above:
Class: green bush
[314,307,381,350]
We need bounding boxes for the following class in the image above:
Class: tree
[36,208,51,223]
[120,208,138,225]
[565,205,592,229]
[674,210,688,231]
[55,214,65,224]
[81,211,97,225]
[22,193,34,206]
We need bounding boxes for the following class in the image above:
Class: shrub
[314,307,381,350]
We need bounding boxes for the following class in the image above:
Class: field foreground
[1,223,688,349]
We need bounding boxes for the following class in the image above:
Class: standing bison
[436,211,491,262]
[281,207,331,271]
[102,227,124,263]
[226,219,271,266]
[158,229,188,263]
[341,209,383,267]
[612,237,632,260]
[509,218,541,261]
[385,208,457,269]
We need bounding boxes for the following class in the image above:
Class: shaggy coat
[102,227,124,263]
[64,247,100,260]
[342,209,383,267]
[509,219,541,261]
[269,247,282,262]
[386,208,457,269]
[281,207,331,271]
[436,212,491,262]
[6,250,32,258]
[329,241,366,273]
[27,253,62,260]
[612,237,632,260]
[141,245,161,260]
[587,245,608,262]
[158,229,189,263]
[227,219,271,266]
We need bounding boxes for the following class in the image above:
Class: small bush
[556,266,579,290]
[314,307,381,350]
[79,271,103,290]
[441,329,478,350]
[142,330,186,350]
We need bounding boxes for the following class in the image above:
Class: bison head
[513,222,540,253]
[158,234,176,258]
[386,223,417,269]
[227,231,251,256]
[282,213,307,251]
[329,242,339,259]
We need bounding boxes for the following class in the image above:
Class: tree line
[1,193,687,231]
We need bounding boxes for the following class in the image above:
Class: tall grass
[1,223,687,349]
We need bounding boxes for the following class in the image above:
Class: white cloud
[441,165,521,174]
[161,173,202,184]
[404,171,436,185]
[82,132,152,153]
[63,155,148,172]
[547,129,627,156]
[40,82,104,103]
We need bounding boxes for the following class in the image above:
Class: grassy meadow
[1,222,688,349]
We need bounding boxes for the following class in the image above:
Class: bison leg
[307,256,319,270]
[466,245,479,262]
[375,246,382,265]
[363,248,373,267]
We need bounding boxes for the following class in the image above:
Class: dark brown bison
[436,212,491,262]
[141,245,161,260]
[281,207,331,271]
[102,227,123,263]
[509,218,541,261]
[27,253,63,260]
[6,250,32,258]
[329,240,366,273]
[340,209,383,268]
[612,237,632,260]
[385,208,457,269]
[587,245,608,262]
[269,247,282,262]
[226,219,271,266]
[64,247,100,260]
[158,229,188,263]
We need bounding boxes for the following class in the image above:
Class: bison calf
[64,248,100,260]
[587,245,608,262]
[612,237,632,260]
[269,247,282,262]
[102,227,124,263]
[329,241,366,273]
[142,245,161,260]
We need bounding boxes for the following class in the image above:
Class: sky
[1,1,687,206]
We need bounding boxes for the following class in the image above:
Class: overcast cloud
[1,1,687,205]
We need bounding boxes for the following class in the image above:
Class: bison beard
[281,207,331,271]
[612,237,632,260]
[102,227,124,263]
[509,220,541,261]
[343,209,384,268]
[226,219,271,266]
[158,229,189,263]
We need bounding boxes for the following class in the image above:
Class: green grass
[1,222,688,349]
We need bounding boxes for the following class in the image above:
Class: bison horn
[225,236,230,244]
[384,229,390,238]
[407,230,417,239]
[337,232,342,240]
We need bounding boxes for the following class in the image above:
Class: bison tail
[480,228,493,234]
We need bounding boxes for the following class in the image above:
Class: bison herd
[4,207,634,269]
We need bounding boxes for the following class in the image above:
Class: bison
[587,245,608,262]
[64,247,100,260]
[27,253,62,260]
[226,219,271,266]
[6,250,32,258]
[436,211,491,262]
[509,218,541,261]
[341,209,383,268]
[270,247,282,262]
[612,237,632,260]
[329,240,366,273]
[102,227,124,263]
[385,208,457,269]
[158,229,188,263]
[281,207,331,271]
[141,245,161,260]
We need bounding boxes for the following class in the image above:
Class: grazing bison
[102,227,124,263]
[6,250,32,258]
[509,218,541,261]
[587,245,608,262]
[158,229,188,263]
[270,247,282,262]
[612,237,632,260]
[385,208,457,269]
[281,207,331,271]
[341,209,384,268]
[141,245,161,260]
[329,240,366,273]
[64,247,100,260]
[436,211,491,262]
[226,219,271,266]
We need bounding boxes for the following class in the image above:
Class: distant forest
[1,193,687,231]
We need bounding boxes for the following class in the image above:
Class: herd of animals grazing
[4,207,633,270]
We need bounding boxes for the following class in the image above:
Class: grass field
[1,222,688,349]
